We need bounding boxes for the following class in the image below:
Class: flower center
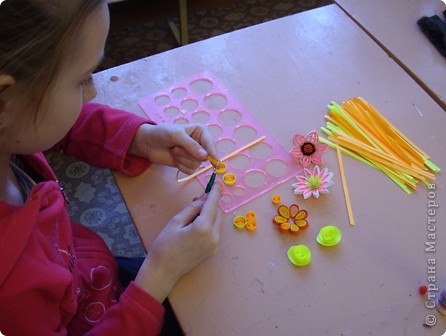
[301,142,316,156]
[307,176,321,189]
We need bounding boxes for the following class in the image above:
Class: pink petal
[316,142,328,153]
[319,188,330,194]
[303,168,312,177]
[306,131,319,144]
[293,186,307,194]
[325,175,334,185]
[290,148,303,161]
[301,156,311,167]
[311,153,324,165]
[303,190,312,199]
[325,180,335,188]
[292,179,307,187]
[322,171,334,183]
[290,148,302,156]
[296,185,309,191]
[293,134,305,146]
[319,167,329,180]
[291,181,304,188]
[312,165,321,176]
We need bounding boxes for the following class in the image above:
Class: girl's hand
[134,182,222,303]
[129,123,218,175]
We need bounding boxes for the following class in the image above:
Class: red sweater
[0,103,165,335]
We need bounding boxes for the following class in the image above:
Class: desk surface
[336,0,446,111]
[93,4,446,335]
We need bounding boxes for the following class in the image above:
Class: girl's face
[8,2,110,154]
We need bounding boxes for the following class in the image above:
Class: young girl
[0,0,222,335]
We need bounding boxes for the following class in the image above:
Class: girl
[0,0,222,335]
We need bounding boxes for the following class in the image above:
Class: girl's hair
[0,0,105,111]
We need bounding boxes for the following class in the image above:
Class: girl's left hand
[129,123,218,174]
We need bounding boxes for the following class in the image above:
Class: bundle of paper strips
[320,97,441,194]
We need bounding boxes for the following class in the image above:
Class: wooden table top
[93,4,446,335]
[336,0,446,111]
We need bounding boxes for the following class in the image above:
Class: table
[336,0,446,111]
[93,4,446,335]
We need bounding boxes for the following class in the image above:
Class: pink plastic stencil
[139,73,303,213]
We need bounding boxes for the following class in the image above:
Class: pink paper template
[139,73,302,213]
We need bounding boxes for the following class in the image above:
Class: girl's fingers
[171,146,204,174]
[171,197,205,228]
[194,182,221,230]
[211,209,222,238]
[175,126,209,160]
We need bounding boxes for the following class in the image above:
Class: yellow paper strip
[336,147,355,226]
[330,136,434,181]
[177,135,267,183]
[207,155,221,169]
[354,97,430,158]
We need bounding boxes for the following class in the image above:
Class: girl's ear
[0,75,16,127]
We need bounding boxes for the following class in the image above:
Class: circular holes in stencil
[154,95,170,106]
[173,117,189,125]
[232,186,246,197]
[191,111,210,124]
[190,78,213,95]
[233,125,258,143]
[265,159,289,178]
[207,124,223,139]
[228,154,251,171]
[164,106,180,118]
[243,170,267,188]
[216,138,237,155]
[249,142,273,160]
[181,99,198,113]
[218,109,242,127]
[171,87,187,100]
[220,193,233,205]
[204,94,227,110]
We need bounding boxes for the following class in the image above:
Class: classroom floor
[101,0,333,69]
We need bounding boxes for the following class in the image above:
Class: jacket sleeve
[52,103,155,176]
[85,282,166,336]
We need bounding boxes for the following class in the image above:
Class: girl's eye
[81,76,94,87]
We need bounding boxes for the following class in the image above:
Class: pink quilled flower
[292,165,334,199]
[290,131,328,167]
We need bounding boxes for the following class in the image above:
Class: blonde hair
[0,0,105,111]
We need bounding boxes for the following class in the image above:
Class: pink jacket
[0,103,165,335]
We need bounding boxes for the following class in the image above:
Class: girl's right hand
[134,182,222,303]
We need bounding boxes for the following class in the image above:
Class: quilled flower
[290,131,328,167]
[287,244,311,267]
[316,225,342,247]
[292,165,334,199]
[272,204,309,235]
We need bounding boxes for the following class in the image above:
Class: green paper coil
[287,245,311,267]
[317,225,342,247]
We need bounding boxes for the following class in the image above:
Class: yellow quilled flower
[272,203,309,235]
